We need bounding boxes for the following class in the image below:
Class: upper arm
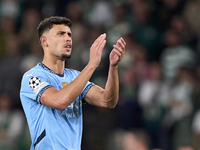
[21,74,67,110]
[20,71,53,104]
[40,87,65,110]
[84,85,107,107]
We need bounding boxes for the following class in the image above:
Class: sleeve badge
[29,76,41,89]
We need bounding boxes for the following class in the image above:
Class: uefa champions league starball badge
[29,76,41,89]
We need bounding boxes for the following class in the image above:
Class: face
[43,24,72,60]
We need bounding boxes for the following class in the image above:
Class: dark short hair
[37,16,72,44]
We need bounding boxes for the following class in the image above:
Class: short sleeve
[20,70,53,103]
[81,82,95,100]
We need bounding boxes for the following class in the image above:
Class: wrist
[110,64,118,69]
[87,61,98,71]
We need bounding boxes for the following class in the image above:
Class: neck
[42,56,65,74]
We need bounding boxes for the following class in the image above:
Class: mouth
[64,43,72,51]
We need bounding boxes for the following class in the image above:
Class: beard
[60,53,71,60]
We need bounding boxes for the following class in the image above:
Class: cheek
[48,38,59,48]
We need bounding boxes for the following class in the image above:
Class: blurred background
[0,0,200,150]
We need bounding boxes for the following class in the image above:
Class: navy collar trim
[38,62,64,77]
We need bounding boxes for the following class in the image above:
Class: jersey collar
[38,62,64,77]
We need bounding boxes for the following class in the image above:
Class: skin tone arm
[84,37,126,108]
[40,34,107,110]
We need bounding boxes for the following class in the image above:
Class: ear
[40,36,48,47]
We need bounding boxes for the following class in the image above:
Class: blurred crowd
[0,0,200,150]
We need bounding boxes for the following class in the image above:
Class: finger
[112,49,121,56]
[118,38,126,48]
[112,49,123,61]
[113,45,123,55]
[119,38,126,55]
[113,45,125,60]
[96,33,106,50]
[117,40,126,50]
[120,37,126,45]
[99,39,106,51]
[92,34,104,48]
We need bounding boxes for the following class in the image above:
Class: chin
[61,54,71,60]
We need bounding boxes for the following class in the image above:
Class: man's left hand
[109,37,126,67]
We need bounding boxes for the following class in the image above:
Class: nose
[65,36,71,42]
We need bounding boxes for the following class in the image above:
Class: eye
[58,31,65,36]
[68,32,72,37]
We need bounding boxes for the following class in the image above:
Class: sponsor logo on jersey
[62,82,68,88]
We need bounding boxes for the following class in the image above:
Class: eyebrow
[57,31,72,35]
[57,31,66,34]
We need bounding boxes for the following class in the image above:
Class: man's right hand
[89,33,106,68]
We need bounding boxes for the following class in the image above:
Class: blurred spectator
[86,1,114,27]
[0,17,16,58]
[177,145,195,150]
[108,129,150,150]
[0,34,23,108]
[129,45,149,82]
[0,93,25,150]
[20,38,43,73]
[183,0,200,65]
[120,67,137,102]
[82,106,115,150]
[0,17,16,34]
[41,0,56,18]
[0,0,22,19]
[19,8,41,54]
[106,2,131,46]
[115,45,149,130]
[65,1,83,24]
[83,26,109,77]
[122,130,150,150]
[183,0,200,38]
[170,15,196,48]
[163,66,195,150]
[64,1,89,70]
[116,57,143,129]
[129,0,162,60]
[154,0,188,30]
[192,110,200,149]
[65,1,92,70]
[118,33,136,75]
[160,29,196,80]
[138,62,168,149]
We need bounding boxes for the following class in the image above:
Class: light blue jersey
[20,62,94,150]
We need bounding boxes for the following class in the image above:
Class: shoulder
[21,64,49,86]
[23,64,48,77]
[64,68,80,78]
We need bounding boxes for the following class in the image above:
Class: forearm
[41,63,96,110]
[103,64,119,108]
[58,64,96,106]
